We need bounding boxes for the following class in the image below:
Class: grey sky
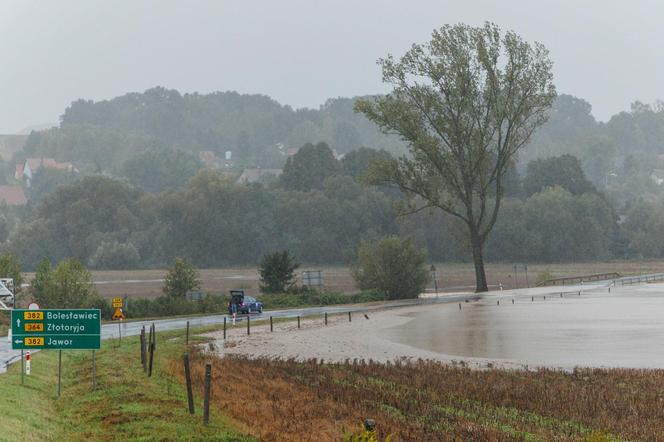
[0,0,662,133]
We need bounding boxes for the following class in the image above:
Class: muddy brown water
[386,288,664,368]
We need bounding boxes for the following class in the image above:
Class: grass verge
[0,325,253,441]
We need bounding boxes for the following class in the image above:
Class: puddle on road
[385,293,664,368]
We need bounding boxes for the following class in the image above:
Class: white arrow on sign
[14,339,22,344]
[16,318,20,327]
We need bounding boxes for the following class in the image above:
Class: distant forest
[20,87,404,171]
[2,87,664,270]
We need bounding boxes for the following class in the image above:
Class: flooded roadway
[386,283,664,368]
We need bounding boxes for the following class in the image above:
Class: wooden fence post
[203,363,212,425]
[57,350,62,397]
[148,338,155,377]
[92,350,96,392]
[183,353,195,414]
[140,328,146,369]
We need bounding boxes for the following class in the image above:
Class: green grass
[258,289,385,309]
[0,325,253,441]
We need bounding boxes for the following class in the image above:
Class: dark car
[228,290,263,315]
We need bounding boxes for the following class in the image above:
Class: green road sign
[11,309,101,350]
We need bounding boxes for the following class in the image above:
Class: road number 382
[25,337,44,346]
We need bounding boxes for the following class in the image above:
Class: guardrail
[617,273,664,285]
[536,272,621,287]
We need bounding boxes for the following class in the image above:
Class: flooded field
[386,285,664,368]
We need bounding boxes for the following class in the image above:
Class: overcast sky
[0,0,662,133]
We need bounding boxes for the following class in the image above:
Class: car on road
[228,290,263,315]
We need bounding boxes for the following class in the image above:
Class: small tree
[31,258,52,305]
[31,258,98,308]
[259,251,299,293]
[352,236,429,300]
[163,258,200,298]
[0,251,23,296]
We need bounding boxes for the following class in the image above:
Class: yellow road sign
[23,311,43,320]
[25,337,44,346]
[112,307,125,321]
[25,323,44,332]
[112,297,123,308]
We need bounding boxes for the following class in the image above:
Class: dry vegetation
[173,350,664,441]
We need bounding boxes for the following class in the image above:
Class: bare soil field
[22,261,663,300]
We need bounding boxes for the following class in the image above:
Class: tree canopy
[163,258,200,298]
[259,250,300,293]
[121,147,201,193]
[522,154,596,197]
[280,142,340,191]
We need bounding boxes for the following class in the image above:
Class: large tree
[356,22,556,291]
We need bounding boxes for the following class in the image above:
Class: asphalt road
[1,293,481,373]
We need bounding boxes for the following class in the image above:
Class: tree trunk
[470,233,488,292]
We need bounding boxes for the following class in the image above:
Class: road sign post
[111,297,125,321]
[58,350,62,397]
[11,309,101,350]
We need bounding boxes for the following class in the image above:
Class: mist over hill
[2,87,664,270]
[18,87,664,198]
[21,87,404,172]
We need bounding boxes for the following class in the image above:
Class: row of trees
[1,166,652,272]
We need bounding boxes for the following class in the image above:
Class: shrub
[91,297,114,320]
[352,236,429,299]
[259,289,384,310]
[123,293,229,319]
[259,250,299,293]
